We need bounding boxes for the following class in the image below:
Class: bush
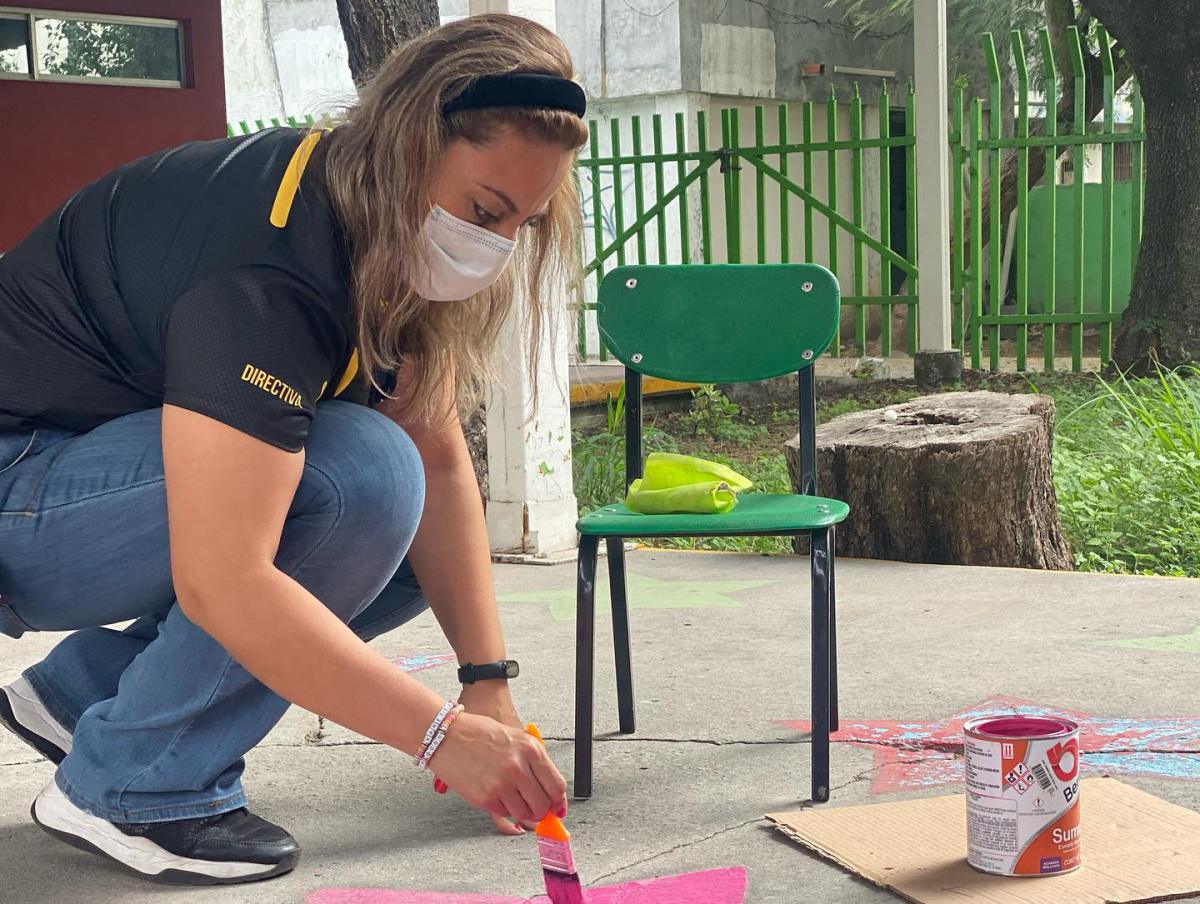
[1054,365,1200,576]
[683,384,767,443]
[572,385,678,514]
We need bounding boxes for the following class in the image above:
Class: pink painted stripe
[306,867,748,904]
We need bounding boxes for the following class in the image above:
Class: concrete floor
[2,549,1199,903]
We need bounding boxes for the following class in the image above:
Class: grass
[572,384,678,517]
[572,368,1200,576]
[1049,366,1200,576]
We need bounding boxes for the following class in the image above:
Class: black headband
[443,73,587,119]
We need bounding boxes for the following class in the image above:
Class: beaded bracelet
[414,700,457,767]
[420,703,464,771]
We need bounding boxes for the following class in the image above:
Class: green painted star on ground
[1097,626,1200,654]
[498,571,775,621]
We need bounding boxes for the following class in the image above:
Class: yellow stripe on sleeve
[333,349,360,397]
[269,131,324,228]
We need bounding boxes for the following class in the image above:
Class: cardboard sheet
[767,778,1200,904]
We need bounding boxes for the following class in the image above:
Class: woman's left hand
[457,681,545,836]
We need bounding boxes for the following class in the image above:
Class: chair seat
[577,492,849,537]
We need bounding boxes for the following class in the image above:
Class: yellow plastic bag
[623,454,752,514]
[624,479,739,515]
[638,452,753,493]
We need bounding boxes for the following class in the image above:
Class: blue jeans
[0,402,428,823]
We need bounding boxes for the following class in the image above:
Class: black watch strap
[458,660,519,684]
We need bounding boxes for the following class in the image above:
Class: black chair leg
[829,526,839,733]
[574,535,600,800]
[810,528,832,803]
[607,538,636,735]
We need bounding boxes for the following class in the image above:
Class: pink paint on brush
[542,871,584,904]
[306,866,747,904]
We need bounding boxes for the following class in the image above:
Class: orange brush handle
[526,723,570,840]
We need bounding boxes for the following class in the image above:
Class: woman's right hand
[429,712,568,824]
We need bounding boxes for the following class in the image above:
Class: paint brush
[526,724,585,904]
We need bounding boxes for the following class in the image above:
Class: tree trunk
[1111,90,1200,370]
[335,0,440,85]
[785,392,1073,570]
[1083,0,1200,372]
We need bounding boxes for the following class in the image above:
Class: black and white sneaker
[32,781,300,885]
[0,675,72,764]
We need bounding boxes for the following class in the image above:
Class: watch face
[504,660,520,679]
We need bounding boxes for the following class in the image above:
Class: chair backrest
[596,263,840,384]
[596,264,840,497]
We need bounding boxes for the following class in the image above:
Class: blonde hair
[322,13,588,424]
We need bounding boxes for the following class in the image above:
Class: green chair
[573,263,849,803]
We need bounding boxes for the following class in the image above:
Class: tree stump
[785,391,1073,569]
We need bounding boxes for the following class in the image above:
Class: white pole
[470,0,578,559]
[482,291,578,560]
[913,0,953,353]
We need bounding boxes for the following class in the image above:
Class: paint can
[963,715,1081,877]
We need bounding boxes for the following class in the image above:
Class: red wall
[0,1,225,250]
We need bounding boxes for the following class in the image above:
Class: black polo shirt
[0,128,360,452]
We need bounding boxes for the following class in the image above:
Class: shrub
[573,386,678,514]
[1054,365,1200,575]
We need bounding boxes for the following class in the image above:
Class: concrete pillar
[912,0,962,387]
[483,293,578,560]
[472,0,578,561]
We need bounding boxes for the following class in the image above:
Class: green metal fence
[575,89,919,361]
[226,114,315,136]
[577,26,1144,371]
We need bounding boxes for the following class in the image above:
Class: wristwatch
[457,660,520,684]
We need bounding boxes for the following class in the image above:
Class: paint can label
[964,716,1081,876]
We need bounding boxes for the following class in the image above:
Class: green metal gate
[953,25,1144,373]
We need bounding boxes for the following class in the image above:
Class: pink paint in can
[963,715,1081,877]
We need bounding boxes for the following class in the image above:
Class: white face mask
[411,205,516,302]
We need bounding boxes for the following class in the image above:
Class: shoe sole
[0,680,67,765]
[31,782,298,886]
